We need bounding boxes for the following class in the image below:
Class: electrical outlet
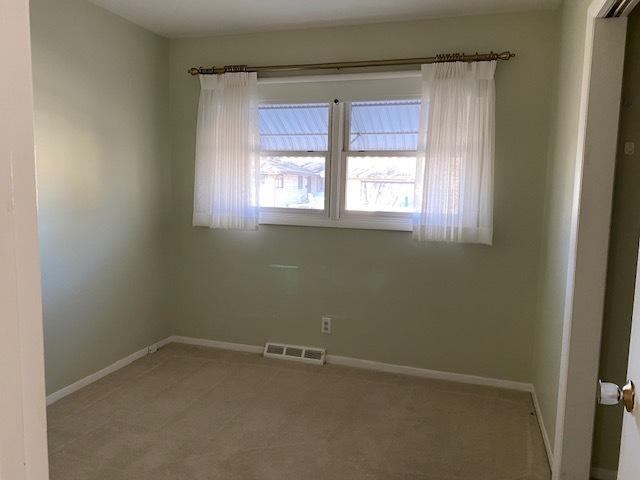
[624,141,635,156]
[321,316,332,334]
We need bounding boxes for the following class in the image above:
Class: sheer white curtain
[413,61,495,245]
[193,72,259,230]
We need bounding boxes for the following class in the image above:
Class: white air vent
[266,344,285,355]
[263,342,325,365]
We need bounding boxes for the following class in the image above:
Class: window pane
[349,100,420,151]
[345,156,416,212]
[260,156,325,209]
[259,103,329,151]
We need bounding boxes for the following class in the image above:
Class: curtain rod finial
[189,67,201,75]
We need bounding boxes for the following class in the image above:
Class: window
[258,77,422,230]
[259,103,328,210]
[345,100,419,214]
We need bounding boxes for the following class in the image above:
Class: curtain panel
[193,72,260,230]
[413,61,496,245]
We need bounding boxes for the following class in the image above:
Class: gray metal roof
[350,100,420,151]
[259,103,329,151]
[259,100,421,152]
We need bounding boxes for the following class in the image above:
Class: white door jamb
[0,0,49,478]
[553,1,629,478]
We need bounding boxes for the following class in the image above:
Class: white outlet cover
[321,316,332,334]
[624,141,635,155]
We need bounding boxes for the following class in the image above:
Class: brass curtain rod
[188,50,515,76]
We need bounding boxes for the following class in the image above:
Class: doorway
[553,0,638,479]
[591,5,640,479]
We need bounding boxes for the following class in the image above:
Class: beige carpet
[47,343,551,479]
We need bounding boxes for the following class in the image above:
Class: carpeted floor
[47,343,551,479]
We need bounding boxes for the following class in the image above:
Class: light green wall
[592,8,640,471]
[168,11,559,382]
[31,0,173,394]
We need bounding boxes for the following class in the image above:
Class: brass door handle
[598,380,635,412]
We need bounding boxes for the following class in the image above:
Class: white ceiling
[88,0,561,38]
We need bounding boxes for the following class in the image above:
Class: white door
[615,248,640,478]
[599,246,640,480]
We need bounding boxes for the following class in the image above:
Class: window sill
[258,210,412,232]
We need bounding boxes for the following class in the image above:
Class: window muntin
[258,103,329,211]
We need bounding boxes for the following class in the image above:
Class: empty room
[4,0,640,479]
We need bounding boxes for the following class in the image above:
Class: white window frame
[258,101,333,226]
[338,100,419,231]
[258,73,421,231]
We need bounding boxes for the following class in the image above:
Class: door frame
[0,0,49,478]
[553,1,634,478]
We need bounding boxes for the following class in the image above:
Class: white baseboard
[169,336,532,392]
[531,388,554,471]
[324,353,533,392]
[170,335,263,354]
[590,467,617,480]
[46,337,172,405]
[169,336,533,391]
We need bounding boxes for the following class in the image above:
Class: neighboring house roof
[348,164,415,182]
[262,157,414,182]
[261,157,325,177]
